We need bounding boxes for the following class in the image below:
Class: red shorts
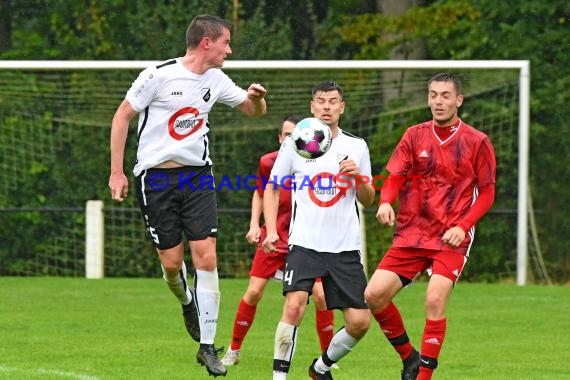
[249,246,324,284]
[377,247,467,283]
[249,245,288,279]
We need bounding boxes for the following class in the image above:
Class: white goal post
[0,60,530,285]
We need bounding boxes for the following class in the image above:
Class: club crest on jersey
[201,88,211,102]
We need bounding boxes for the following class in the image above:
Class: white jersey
[270,129,372,253]
[126,58,248,176]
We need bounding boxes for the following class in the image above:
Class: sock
[373,301,413,361]
[417,318,446,380]
[273,321,298,377]
[324,327,358,363]
[195,268,220,344]
[162,262,189,305]
[230,299,257,350]
[315,309,334,352]
[313,327,358,373]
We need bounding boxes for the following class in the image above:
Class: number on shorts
[148,226,160,244]
[283,269,294,285]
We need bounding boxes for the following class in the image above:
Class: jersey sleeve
[386,128,414,176]
[475,137,496,187]
[269,138,293,185]
[359,141,373,177]
[125,66,160,112]
[215,70,248,108]
[255,155,273,197]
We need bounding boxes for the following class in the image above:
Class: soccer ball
[290,117,333,159]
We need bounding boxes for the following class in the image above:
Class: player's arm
[443,185,495,247]
[338,157,375,207]
[109,100,137,202]
[237,83,267,116]
[376,174,400,226]
[443,138,497,247]
[261,180,280,253]
[245,190,263,244]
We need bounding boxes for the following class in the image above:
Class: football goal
[0,60,530,284]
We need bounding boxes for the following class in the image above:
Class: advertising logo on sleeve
[168,106,204,141]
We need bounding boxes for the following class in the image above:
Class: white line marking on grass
[0,364,99,379]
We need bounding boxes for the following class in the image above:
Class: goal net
[0,60,530,283]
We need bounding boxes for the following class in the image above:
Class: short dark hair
[280,114,303,134]
[428,72,462,95]
[311,81,343,98]
[186,15,231,49]
[282,114,303,125]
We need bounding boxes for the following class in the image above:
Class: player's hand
[442,226,466,248]
[247,83,267,99]
[339,158,360,176]
[109,172,129,202]
[262,232,279,253]
[376,202,395,226]
[245,226,261,244]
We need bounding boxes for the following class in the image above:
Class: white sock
[195,268,220,344]
[272,371,288,380]
[273,321,298,378]
[162,262,189,305]
[323,327,358,364]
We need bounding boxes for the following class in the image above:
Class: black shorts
[283,245,368,310]
[134,165,218,250]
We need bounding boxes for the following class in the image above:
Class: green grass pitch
[1,277,569,379]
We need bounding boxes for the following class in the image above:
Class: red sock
[373,302,413,361]
[417,318,447,380]
[230,299,257,350]
[315,309,334,352]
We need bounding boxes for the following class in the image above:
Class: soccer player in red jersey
[221,115,335,367]
[364,73,496,380]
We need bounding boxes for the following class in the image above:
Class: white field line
[0,364,99,380]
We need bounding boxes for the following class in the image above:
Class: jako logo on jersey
[171,91,183,96]
[305,159,317,163]
[201,88,211,102]
[168,107,204,141]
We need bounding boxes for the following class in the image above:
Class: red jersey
[385,119,496,254]
[256,151,292,251]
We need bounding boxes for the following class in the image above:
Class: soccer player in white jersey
[108,14,266,377]
[262,81,375,380]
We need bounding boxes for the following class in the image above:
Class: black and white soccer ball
[290,117,333,159]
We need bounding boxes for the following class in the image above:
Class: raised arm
[237,83,267,116]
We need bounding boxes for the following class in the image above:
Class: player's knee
[193,252,217,271]
[161,260,182,276]
[312,294,327,310]
[345,315,370,339]
[282,304,305,324]
[364,287,389,312]
[245,287,264,304]
[425,294,446,318]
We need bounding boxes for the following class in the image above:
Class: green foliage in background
[0,0,568,282]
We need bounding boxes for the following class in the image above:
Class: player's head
[427,72,464,127]
[279,114,301,143]
[310,81,345,128]
[186,15,232,65]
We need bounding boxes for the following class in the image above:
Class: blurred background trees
[0,0,567,281]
